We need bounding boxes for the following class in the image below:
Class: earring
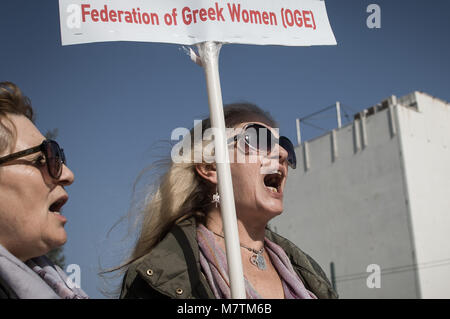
[211,187,220,207]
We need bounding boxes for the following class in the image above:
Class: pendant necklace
[211,231,267,271]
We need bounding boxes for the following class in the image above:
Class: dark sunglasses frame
[229,123,297,169]
[0,139,66,179]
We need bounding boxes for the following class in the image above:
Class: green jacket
[120,217,338,299]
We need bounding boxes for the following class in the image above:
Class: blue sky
[1,0,449,298]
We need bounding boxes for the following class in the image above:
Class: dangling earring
[211,186,220,207]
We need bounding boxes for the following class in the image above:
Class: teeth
[266,186,278,193]
[51,211,61,215]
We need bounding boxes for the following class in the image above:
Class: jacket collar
[265,229,338,299]
[134,217,214,299]
[134,217,337,299]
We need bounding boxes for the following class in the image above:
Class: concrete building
[271,92,450,298]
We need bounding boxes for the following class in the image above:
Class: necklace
[211,231,267,271]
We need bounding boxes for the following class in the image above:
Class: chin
[264,203,283,212]
[270,209,283,218]
[56,234,68,247]
[47,233,68,251]
[258,204,283,220]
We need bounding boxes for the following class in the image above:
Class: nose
[58,164,75,186]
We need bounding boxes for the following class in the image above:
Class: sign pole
[197,41,246,299]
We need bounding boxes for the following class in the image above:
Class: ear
[195,163,217,185]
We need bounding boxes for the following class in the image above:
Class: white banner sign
[59,0,336,46]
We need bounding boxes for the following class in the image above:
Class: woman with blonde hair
[119,102,337,299]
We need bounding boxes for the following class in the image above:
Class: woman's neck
[205,208,267,250]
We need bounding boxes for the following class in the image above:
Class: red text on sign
[227,3,277,25]
[280,8,316,30]
[81,4,159,25]
[182,2,225,25]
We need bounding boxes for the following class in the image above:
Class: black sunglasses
[0,139,66,179]
[229,123,297,169]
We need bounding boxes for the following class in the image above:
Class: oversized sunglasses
[0,139,66,179]
[229,123,297,169]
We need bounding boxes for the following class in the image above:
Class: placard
[59,0,336,46]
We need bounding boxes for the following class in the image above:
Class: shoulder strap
[172,224,211,299]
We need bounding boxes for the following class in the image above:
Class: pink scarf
[197,224,316,299]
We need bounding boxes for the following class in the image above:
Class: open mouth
[263,171,283,194]
[49,197,67,215]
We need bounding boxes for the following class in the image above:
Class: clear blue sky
[1,0,449,298]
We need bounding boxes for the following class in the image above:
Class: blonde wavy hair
[114,102,277,273]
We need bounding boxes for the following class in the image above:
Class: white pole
[336,101,342,129]
[197,41,246,299]
[296,118,302,146]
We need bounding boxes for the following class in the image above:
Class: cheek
[0,200,47,250]
[0,168,49,225]
[230,163,260,197]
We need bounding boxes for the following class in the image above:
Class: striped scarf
[197,224,316,299]
[26,256,89,299]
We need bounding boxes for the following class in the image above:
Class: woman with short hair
[0,82,88,299]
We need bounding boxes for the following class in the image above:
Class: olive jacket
[120,217,338,299]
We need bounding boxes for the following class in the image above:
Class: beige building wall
[271,92,450,298]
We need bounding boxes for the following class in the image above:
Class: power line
[298,104,337,121]
[298,103,359,131]
[335,258,450,283]
[300,119,329,132]
[340,103,358,113]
